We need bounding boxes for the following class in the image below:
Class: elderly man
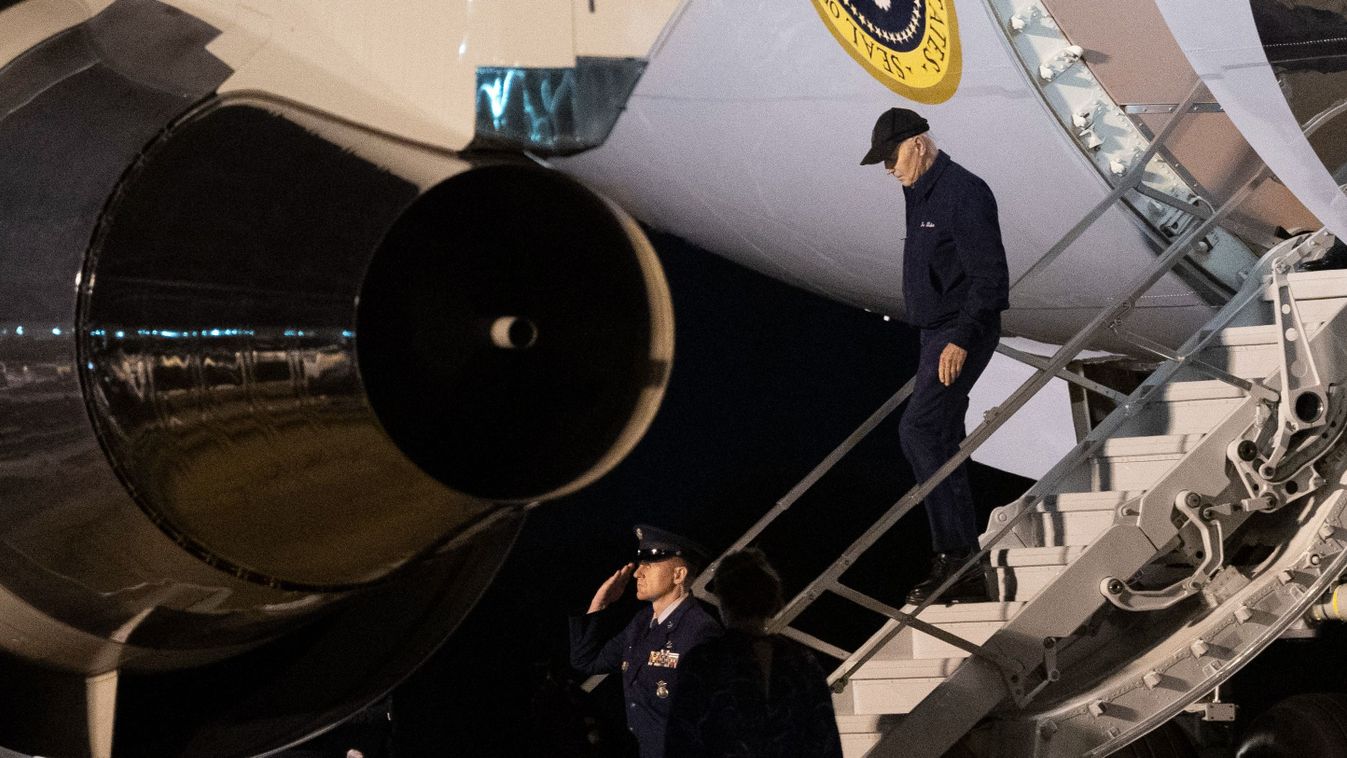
[569,525,721,758]
[862,107,1010,606]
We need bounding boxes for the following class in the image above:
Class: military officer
[569,525,721,758]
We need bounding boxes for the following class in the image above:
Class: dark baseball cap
[861,107,930,165]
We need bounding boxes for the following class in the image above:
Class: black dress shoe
[906,551,987,605]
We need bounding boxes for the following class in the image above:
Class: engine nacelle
[0,17,671,756]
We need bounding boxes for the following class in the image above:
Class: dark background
[293,231,1347,758]
[367,231,1031,757]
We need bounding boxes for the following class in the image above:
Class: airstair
[832,231,1347,757]
[693,201,1347,753]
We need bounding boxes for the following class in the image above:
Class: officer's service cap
[634,525,709,569]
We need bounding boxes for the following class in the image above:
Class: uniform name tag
[648,649,680,668]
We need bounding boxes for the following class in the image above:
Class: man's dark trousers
[899,319,1000,554]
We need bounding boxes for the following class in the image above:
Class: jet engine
[0,12,672,755]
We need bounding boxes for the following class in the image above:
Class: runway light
[51,327,62,336]
[15,326,23,336]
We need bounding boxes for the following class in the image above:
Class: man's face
[634,558,686,602]
[886,136,925,187]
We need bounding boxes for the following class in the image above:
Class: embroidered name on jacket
[648,649,681,668]
[920,220,936,228]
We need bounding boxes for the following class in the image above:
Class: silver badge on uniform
[648,649,680,668]
[656,680,669,699]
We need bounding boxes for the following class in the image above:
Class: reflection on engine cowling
[79,98,673,590]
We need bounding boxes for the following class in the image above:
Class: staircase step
[875,602,1025,661]
[1189,325,1280,380]
[1114,382,1245,436]
[1152,379,1245,402]
[847,663,961,714]
[851,656,967,680]
[1012,492,1133,549]
[1283,296,1347,327]
[837,659,968,716]
[840,731,882,757]
[983,491,1139,547]
[987,546,1087,601]
[989,545,1088,566]
[1037,490,1143,511]
[1206,324,1280,347]
[835,712,885,733]
[1262,269,1347,301]
[1096,433,1203,457]
[1082,434,1200,491]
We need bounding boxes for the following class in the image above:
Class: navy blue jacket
[570,599,721,758]
[902,151,1009,348]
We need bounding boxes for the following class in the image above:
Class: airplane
[1,0,1346,755]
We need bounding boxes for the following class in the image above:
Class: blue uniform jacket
[570,599,721,758]
[902,151,1009,348]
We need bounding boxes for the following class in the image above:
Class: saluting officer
[569,525,721,758]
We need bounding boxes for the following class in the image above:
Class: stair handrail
[828,226,1333,690]
[689,78,1266,681]
[768,171,1258,643]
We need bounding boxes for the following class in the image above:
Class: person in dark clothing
[570,526,722,758]
[664,549,842,758]
[861,107,1010,606]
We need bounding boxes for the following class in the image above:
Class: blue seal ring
[837,0,927,53]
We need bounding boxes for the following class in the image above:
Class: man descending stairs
[831,233,1347,756]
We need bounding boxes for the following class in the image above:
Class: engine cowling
[0,59,670,758]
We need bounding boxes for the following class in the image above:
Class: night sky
[323,230,1032,757]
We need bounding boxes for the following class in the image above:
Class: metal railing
[691,79,1277,694]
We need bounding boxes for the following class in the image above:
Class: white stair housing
[835,236,1347,756]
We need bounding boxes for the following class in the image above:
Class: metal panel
[1156,0,1347,239]
[557,0,1214,350]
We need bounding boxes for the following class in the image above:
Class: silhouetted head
[711,549,784,631]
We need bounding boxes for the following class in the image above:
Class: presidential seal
[812,0,962,104]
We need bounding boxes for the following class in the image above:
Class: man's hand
[938,342,968,387]
[588,563,635,614]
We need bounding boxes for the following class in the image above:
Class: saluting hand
[588,563,635,614]
[938,342,968,387]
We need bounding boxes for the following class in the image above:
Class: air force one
[3,0,1347,756]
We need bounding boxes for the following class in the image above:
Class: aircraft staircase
[694,224,1347,757]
